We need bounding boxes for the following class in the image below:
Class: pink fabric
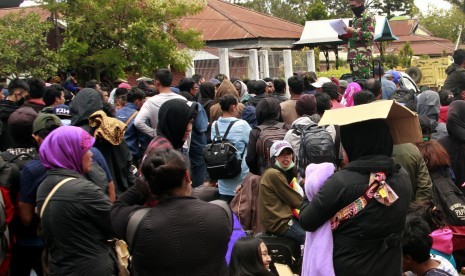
[331,99,345,109]
[430,228,453,254]
[439,105,449,123]
[302,163,335,276]
[342,82,362,107]
[118,83,131,89]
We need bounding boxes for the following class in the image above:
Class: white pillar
[248,49,259,80]
[185,50,196,77]
[258,49,269,79]
[283,50,293,97]
[219,48,230,79]
[307,49,316,72]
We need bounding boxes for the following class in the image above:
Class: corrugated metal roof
[178,0,303,41]
[389,19,417,36]
[0,6,49,20]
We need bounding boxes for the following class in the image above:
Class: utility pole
[455,25,463,50]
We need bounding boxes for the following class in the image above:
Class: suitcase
[256,234,301,273]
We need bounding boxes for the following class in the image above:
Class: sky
[415,0,452,14]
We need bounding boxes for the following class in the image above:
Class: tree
[369,0,414,19]
[305,0,328,21]
[0,12,62,79]
[420,6,465,44]
[40,0,206,81]
[444,0,465,14]
[399,42,414,68]
[232,0,414,24]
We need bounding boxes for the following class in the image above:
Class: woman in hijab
[341,82,362,107]
[144,98,196,155]
[36,126,116,275]
[198,82,216,122]
[439,100,465,190]
[233,80,250,103]
[70,88,135,195]
[246,97,289,175]
[299,119,412,276]
[210,80,245,122]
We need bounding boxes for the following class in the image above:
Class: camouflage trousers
[349,54,372,80]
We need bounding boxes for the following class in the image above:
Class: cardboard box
[318,100,422,144]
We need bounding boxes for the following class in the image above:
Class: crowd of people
[0,45,465,276]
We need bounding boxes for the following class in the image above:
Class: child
[258,140,304,244]
[229,236,274,276]
[403,216,458,276]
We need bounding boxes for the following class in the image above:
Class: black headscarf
[256,97,280,125]
[199,82,215,105]
[446,100,465,144]
[341,119,393,162]
[69,88,103,126]
[157,99,196,149]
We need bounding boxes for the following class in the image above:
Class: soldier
[343,0,375,80]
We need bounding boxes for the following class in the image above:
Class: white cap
[312,77,332,88]
[270,140,293,157]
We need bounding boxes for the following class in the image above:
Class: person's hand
[344,26,355,34]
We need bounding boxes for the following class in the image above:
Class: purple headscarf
[342,82,362,107]
[302,163,335,276]
[40,126,95,174]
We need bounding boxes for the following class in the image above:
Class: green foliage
[305,0,328,22]
[317,67,351,78]
[233,0,414,24]
[399,42,414,68]
[444,0,465,14]
[369,0,414,19]
[383,53,400,69]
[419,6,465,44]
[40,0,206,80]
[0,12,63,79]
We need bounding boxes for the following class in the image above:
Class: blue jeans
[190,161,206,188]
[281,219,306,245]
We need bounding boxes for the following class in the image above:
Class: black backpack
[431,169,465,226]
[204,121,242,180]
[298,123,335,177]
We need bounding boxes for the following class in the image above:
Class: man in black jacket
[443,49,465,100]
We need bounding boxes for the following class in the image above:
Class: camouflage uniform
[348,12,375,80]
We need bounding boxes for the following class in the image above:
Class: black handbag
[204,121,242,180]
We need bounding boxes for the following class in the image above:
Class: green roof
[390,16,410,21]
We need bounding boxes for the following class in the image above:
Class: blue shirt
[381,78,397,99]
[211,117,251,196]
[116,103,151,161]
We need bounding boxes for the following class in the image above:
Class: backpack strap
[124,110,139,126]
[126,208,150,247]
[40,177,76,218]
[221,120,238,141]
[202,99,213,108]
[255,122,285,132]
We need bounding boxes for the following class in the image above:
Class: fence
[188,48,316,82]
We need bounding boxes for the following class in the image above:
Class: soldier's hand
[344,26,355,34]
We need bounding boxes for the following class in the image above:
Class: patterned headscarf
[40,126,95,174]
[342,82,362,107]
